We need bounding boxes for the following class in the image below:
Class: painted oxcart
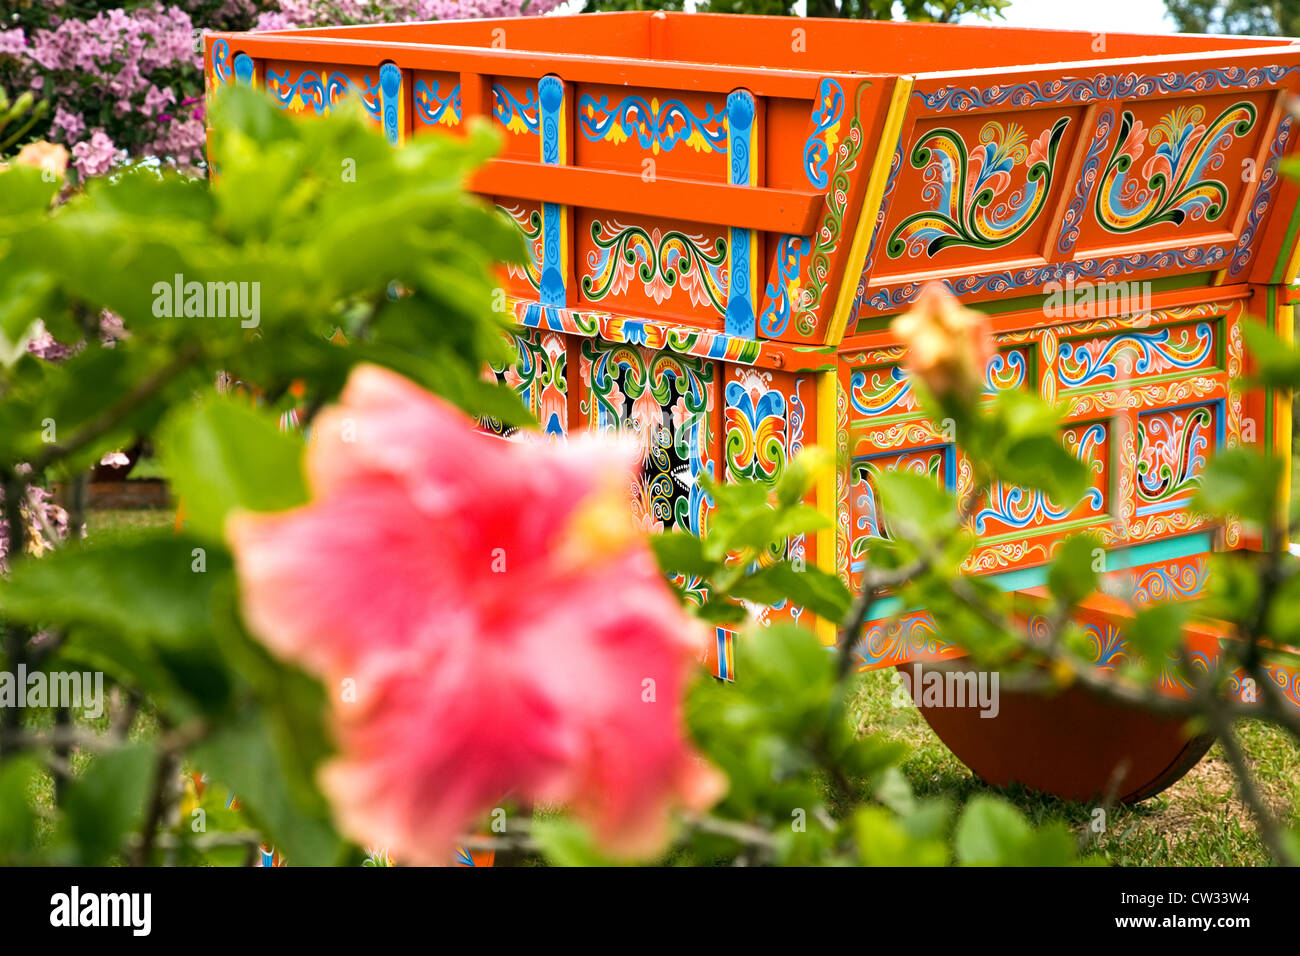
[205,13,1300,801]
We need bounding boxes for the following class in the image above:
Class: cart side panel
[848,50,1300,325]
[838,293,1247,582]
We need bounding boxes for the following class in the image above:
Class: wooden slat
[206,32,849,98]
[468,159,824,233]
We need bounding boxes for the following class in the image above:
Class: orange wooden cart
[204,13,1300,801]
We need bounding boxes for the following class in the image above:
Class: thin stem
[0,471,31,758]
[31,341,202,473]
[134,747,178,867]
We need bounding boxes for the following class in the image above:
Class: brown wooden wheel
[900,662,1214,803]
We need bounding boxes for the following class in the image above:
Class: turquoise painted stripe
[1102,532,1214,572]
[864,531,1215,620]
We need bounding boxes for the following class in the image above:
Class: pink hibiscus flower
[227,364,722,863]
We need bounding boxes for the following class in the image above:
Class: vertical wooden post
[725,88,759,339]
[379,63,405,147]
[233,53,254,87]
[459,71,490,128]
[538,74,569,309]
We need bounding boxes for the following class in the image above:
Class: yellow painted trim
[825,75,913,347]
[1285,237,1300,286]
[1279,300,1293,540]
[815,368,840,647]
[395,74,407,147]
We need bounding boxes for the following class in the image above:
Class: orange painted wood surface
[468,160,825,234]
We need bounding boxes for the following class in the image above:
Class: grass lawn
[84,508,176,543]
[849,670,1300,866]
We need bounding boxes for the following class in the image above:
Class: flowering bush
[0,1,567,181]
[0,2,216,178]
[0,77,1098,864]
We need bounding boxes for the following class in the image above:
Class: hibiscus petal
[227,472,464,676]
[229,364,722,863]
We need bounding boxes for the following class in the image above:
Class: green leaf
[729,562,851,621]
[58,626,201,722]
[1241,319,1300,391]
[1015,822,1082,866]
[0,757,39,862]
[160,397,308,542]
[531,817,634,867]
[1192,448,1282,527]
[0,269,55,345]
[1125,603,1191,671]
[1,537,236,715]
[775,447,831,508]
[648,531,716,579]
[1199,553,1263,629]
[872,766,916,815]
[1265,572,1300,647]
[983,390,1088,507]
[839,735,908,781]
[1048,533,1102,608]
[1261,642,1300,670]
[0,165,58,217]
[854,805,947,867]
[954,795,1032,865]
[190,714,343,867]
[6,344,190,470]
[873,468,956,544]
[64,744,155,865]
[772,504,833,539]
[0,535,230,645]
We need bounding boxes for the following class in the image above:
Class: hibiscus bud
[890,283,994,401]
[13,140,69,180]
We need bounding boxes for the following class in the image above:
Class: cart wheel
[900,663,1214,803]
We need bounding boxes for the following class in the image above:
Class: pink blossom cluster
[0,29,25,58]
[0,475,72,571]
[26,311,129,363]
[1,2,569,179]
[1,4,209,177]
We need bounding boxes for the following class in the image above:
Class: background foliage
[1164,0,1300,36]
